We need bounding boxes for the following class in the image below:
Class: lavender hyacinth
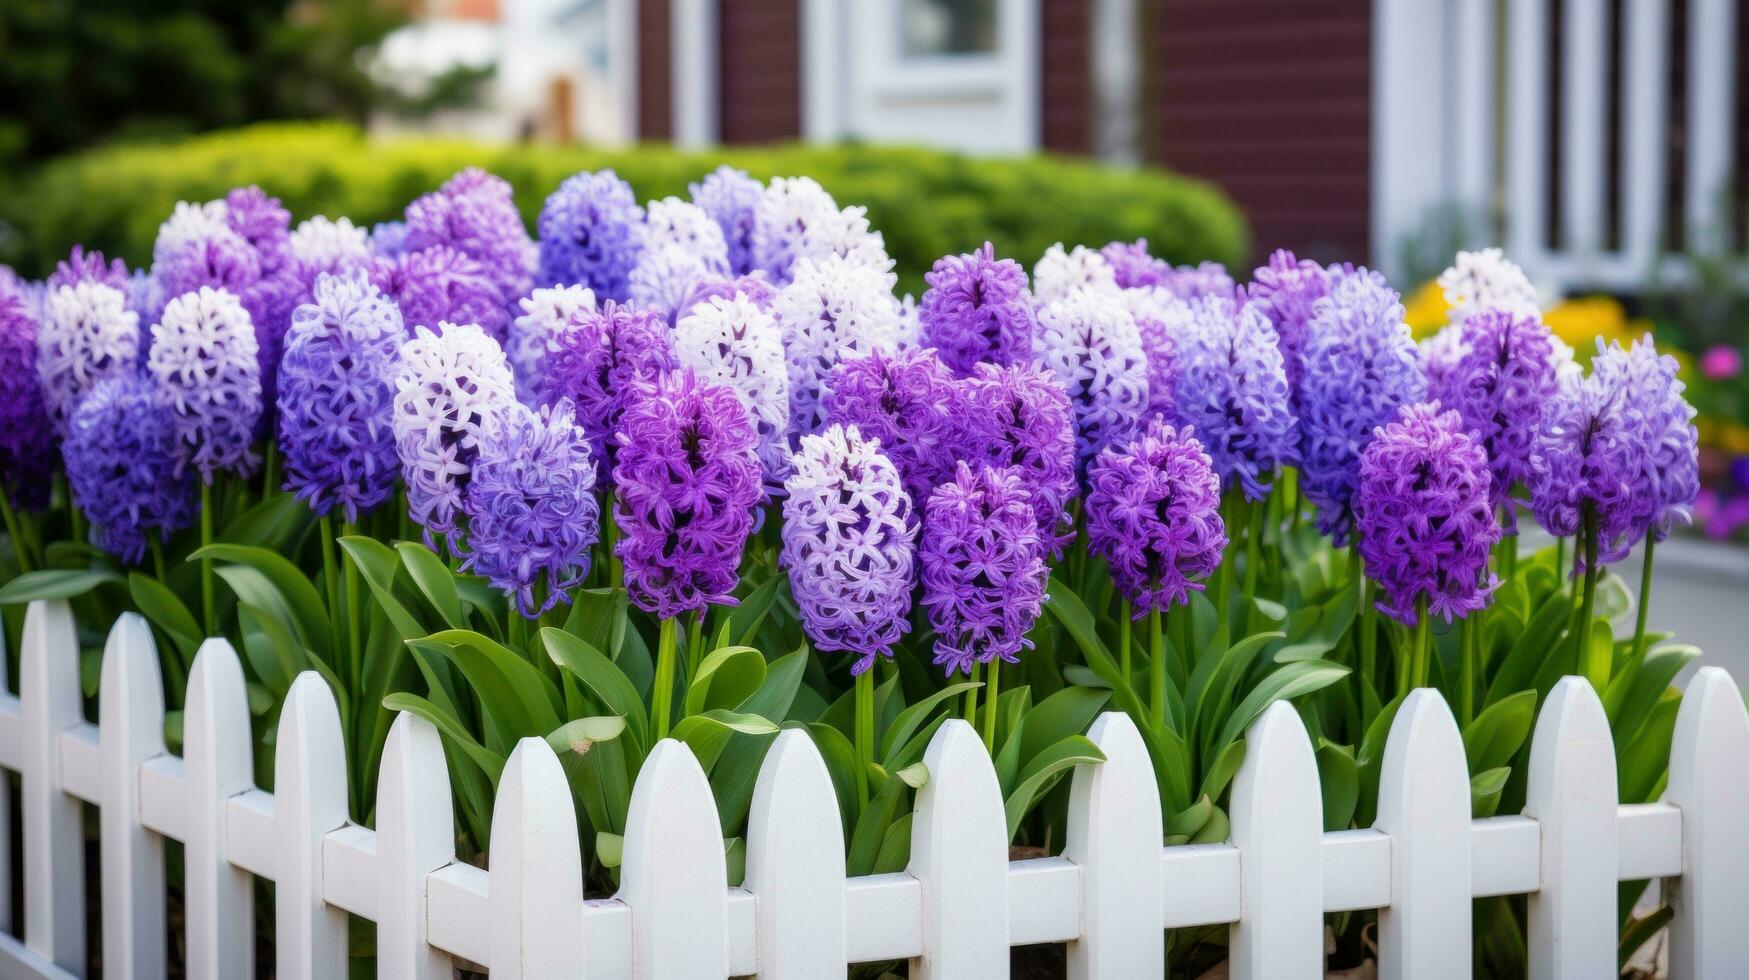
[612,370,763,619]
[1122,286,1193,421]
[1032,285,1150,475]
[62,374,195,564]
[782,424,917,673]
[1296,273,1426,540]
[0,280,54,507]
[276,273,404,520]
[37,280,141,434]
[1172,296,1295,499]
[403,168,535,303]
[918,243,1035,375]
[676,273,777,322]
[921,463,1049,676]
[674,294,792,487]
[290,216,373,285]
[1357,403,1500,624]
[1428,309,1565,527]
[823,346,965,505]
[959,363,1079,554]
[392,322,517,546]
[148,287,263,481]
[753,177,892,283]
[1247,250,1330,390]
[537,170,645,300]
[629,198,733,314]
[49,246,129,291]
[1597,337,1699,545]
[371,245,509,341]
[773,254,902,439]
[541,300,676,480]
[689,165,763,275]
[460,400,600,616]
[1087,419,1227,613]
[1161,262,1237,303]
[1101,239,1171,289]
[507,285,595,403]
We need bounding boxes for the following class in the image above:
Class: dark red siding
[638,1,672,141]
[1041,0,1094,154]
[718,0,802,143]
[1149,0,1373,264]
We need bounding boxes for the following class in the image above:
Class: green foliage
[0,122,1251,295]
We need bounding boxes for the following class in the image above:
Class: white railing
[0,599,1746,978]
[1375,0,1738,291]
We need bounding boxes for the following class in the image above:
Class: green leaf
[1470,766,1511,818]
[880,681,980,767]
[1618,903,1675,972]
[1462,690,1538,776]
[1208,660,1351,767]
[395,542,467,629]
[1199,738,1247,803]
[1018,686,1110,763]
[809,722,860,835]
[236,601,305,695]
[1043,579,1149,720]
[1608,644,1699,756]
[414,630,562,740]
[596,831,624,868]
[1166,795,1213,839]
[338,536,429,640]
[707,648,808,834]
[383,691,507,785]
[847,768,911,877]
[1315,742,1359,831]
[728,574,784,647]
[670,709,779,772]
[1003,735,1105,839]
[0,568,120,604]
[215,491,306,549]
[684,645,766,717]
[193,543,330,649]
[128,572,202,659]
[1486,585,1575,708]
[541,627,649,751]
[544,716,627,756]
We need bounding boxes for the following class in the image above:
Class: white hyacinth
[290,216,373,280]
[509,285,596,403]
[1033,243,1118,306]
[772,254,903,440]
[753,176,894,284]
[1033,285,1149,466]
[37,280,141,434]
[1437,248,1540,322]
[675,294,793,485]
[392,322,518,544]
[151,200,232,267]
[643,197,731,274]
[628,241,717,316]
[148,286,263,480]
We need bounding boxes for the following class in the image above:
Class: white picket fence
[0,599,1746,978]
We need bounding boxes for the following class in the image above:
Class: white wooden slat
[21,600,85,974]
[1159,844,1242,927]
[1471,816,1542,896]
[1665,666,1749,977]
[137,755,188,840]
[275,673,350,979]
[1375,689,1472,979]
[0,931,77,980]
[425,862,490,967]
[1321,829,1391,913]
[1064,711,1160,976]
[619,738,729,978]
[224,789,276,878]
[98,614,166,980]
[1451,0,1495,231]
[489,737,586,978]
[56,723,99,803]
[1228,701,1323,979]
[1006,858,1080,945]
[1506,0,1552,264]
[907,718,1009,979]
[743,728,845,977]
[581,900,635,977]
[1524,677,1618,980]
[1559,0,1609,256]
[374,712,454,979]
[1621,0,1671,266]
[320,824,377,918]
[182,639,256,980]
[725,889,758,976]
[668,0,717,146]
[1616,802,1682,880]
[0,627,15,935]
[0,694,20,770]
[842,873,924,962]
[1687,0,1737,251]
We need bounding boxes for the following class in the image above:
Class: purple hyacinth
[1428,309,1565,528]
[37,280,141,435]
[920,463,1049,677]
[781,424,917,673]
[612,370,763,620]
[675,273,777,323]
[1247,250,1331,390]
[1086,419,1228,613]
[0,280,54,507]
[392,322,517,548]
[540,300,676,481]
[147,287,263,481]
[1033,286,1150,475]
[958,363,1079,555]
[823,346,965,505]
[277,273,405,521]
[1122,286,1192,421]
[460,400,600,616]
[1296,273,1426,541]
[1101,239,1171,289]
[371,221,410,258]
[1161,262,1237,303]
[1172,295,1296,500]
[1357,403,1500,624]
[773,254,903,440]
[1532,337,1697,563]
[690,165,764,276]
[673,294,792,487]
[62,374,195,564]
[371,245,510,341]
[223,186,294,273]
[49,247,129,292]
[508,284,595,403]
[403,168,535,304]
[537,170,645,300]
[918,243,1036,376]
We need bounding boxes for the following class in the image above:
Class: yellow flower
[1403,280,1450,339]
[1700,418,1749,455]
[1542,295,1656,365]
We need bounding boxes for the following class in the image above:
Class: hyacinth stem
[508,608,527,655]
[200,480,215,635]
[148,537,168,583]
[1555,536,1568,584]
[1170,600,1193,673]
[606,489,624,591]
[1576,514,1605,693]
[319,516,344,666]
[652,617,679,741]
[1458,614,1476,726]
[0,487,32,574]
[1214,494,1237,623]
[982,658,1001,753]
[964,661,982,724]
[1359,577,1378,695]
[1149,607,1165,732]
[61,472,86,551]
[343,520,363,689]
[1629,537,1657,673]
[262,441,279,500]
[1243,495,1265,599]
[1409,598,1432,690]
[854,668,874,808]
[1119,600,1133,688]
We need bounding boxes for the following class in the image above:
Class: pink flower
[1700,345,1742,381]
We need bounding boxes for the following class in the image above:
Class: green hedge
[0,122,1249,294]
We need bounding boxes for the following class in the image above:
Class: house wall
[718,1,802,143]
[1041,0,1095,155]
[638,0,672,140]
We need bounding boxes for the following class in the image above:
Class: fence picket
[1064,711,1161,978]
[1228,700,1323,980]
[1375,689,1471,979]
[619,738,729,978]
[374,712,455,979]
[907,718,1008,980]
[20,600,85,973]
[182,639,256,979]
[489,736,586,977]
[275,672,349,978]
[1524,676,1618,980]
[1665,666,1749,978]
[98,614,167,980]
[744,728,845,977]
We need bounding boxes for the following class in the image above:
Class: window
[899,0,996,57]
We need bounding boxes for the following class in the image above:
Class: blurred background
[2,0,1747,662]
